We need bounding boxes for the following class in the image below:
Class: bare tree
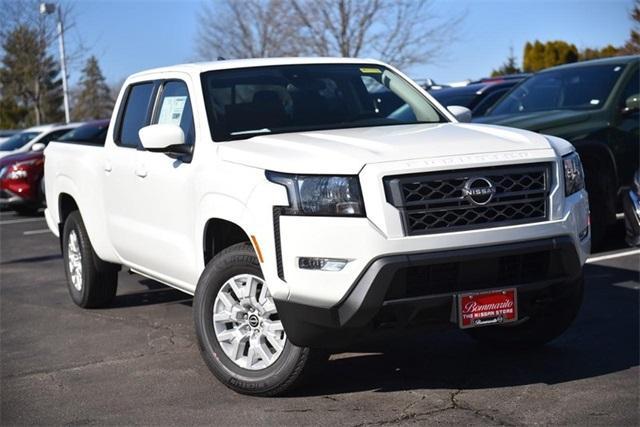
[290,0,463,68]
[197,0,301,60]
[196,0,463,69]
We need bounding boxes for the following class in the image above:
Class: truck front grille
[384,163,551,235]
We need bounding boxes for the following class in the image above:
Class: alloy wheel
[212,274,285,370]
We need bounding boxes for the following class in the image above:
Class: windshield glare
[0,132,41,151]
[489,64,626,116]
[201,64,446,141]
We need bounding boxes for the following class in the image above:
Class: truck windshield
[0,132,40,151]
[201,64,447,141]
[488,63,626,116]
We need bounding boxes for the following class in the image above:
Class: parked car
[56,119,110,146]
[0,120,109,215]
[475,55,640,246]
[0,150,45,215]
[0,123,82,159]
[0,130,19,143]
[45,58,589,396]
[623,169,640,246]
[429,75,529,117]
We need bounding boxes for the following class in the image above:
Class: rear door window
[118,82,155,148]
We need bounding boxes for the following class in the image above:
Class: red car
[0,119,109,215]
[0,150,45,215]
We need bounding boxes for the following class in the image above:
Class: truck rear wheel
[62,211,118,308]
[193,242,323,396]
[466,275,584,349]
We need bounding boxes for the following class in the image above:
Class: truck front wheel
[466,275,584,349]
[193,242,323,396]
[62,211,118,308]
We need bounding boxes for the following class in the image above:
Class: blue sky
[65,0,634,87]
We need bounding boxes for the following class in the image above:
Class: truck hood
[218,123,554,174]
[473,109,592,133]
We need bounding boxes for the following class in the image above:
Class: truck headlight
[266,171,365,216]
[563,152,585,196]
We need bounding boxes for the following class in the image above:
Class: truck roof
[128,57,386,79]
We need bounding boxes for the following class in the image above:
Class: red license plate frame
[458,288,518,329]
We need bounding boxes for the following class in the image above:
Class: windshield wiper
[230,128,271,136]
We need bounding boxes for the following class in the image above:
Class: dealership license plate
[458,289,517,329]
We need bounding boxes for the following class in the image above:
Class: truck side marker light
[250,235,264,263]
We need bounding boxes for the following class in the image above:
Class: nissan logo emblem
[462,177,496,205]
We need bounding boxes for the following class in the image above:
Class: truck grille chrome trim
[384,163,551,235]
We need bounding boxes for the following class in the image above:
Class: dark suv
[475,56,640,245]
[429,75,529,117]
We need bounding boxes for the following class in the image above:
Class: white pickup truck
[44,57,590,396]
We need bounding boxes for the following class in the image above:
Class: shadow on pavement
[108,278,192,308]
[291,262,639,396]
[595,220,631,253]
[1,254,62,264]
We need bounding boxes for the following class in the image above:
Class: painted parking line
[0,217,46,226]
[23,229,52,236]
[587,249,640,264]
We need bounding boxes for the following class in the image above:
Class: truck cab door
[126,80,198,286]
[104,81,157,267]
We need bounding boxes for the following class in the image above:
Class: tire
[194,242,324,396]
[466,276,584,350]
[62,211,118,308]
[583,159,615,248]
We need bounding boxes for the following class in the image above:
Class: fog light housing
[298,257,349,271]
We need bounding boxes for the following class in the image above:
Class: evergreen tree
[491,46,522,76]
[0,98,29,129]
[523,41,545,72]
[580,44,621,60]
[0,25,63,126]
[523,40,578,72]
[73,56,113,120]
[622,0,640,54]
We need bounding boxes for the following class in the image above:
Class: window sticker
[158,96,187,125]
[360,67,382,74]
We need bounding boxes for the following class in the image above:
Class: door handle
[135,167,147,178]
[104,161,112,173]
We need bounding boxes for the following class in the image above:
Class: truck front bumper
[275,236,582,347]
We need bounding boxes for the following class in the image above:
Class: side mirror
[623,94,640,114]
[447,105,472,123]
[31,142,46,152]
[138,124,191,156]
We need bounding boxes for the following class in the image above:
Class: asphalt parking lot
[1,210,638,426]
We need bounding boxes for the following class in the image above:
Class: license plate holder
[458,288,517,329]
